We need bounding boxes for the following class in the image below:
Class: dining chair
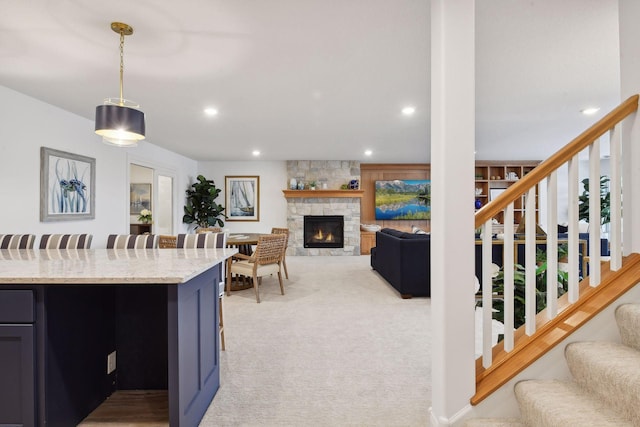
[176,231,228,350]
[158,235,177,249]
[106,234,159,249]
[39,234,93,249]
[228,233,287,303]
[271,227,290,279]
[0,234,35,249]
[196,227,222,234]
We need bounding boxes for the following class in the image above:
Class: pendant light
[95,22,145,147]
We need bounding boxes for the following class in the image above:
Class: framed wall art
[225,175,260,221]
[130,183,152,215]
[40,147,96,222]
[374,179,430,220]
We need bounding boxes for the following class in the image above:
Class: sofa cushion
[402,232,430,240]
[380,228,406,238]
[380,228,429,240]
[412,225,429,235]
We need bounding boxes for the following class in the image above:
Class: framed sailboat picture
[225,176,260,221]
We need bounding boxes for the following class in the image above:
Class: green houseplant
[487,245,569,330]
[578,176,611,226]
[183,175,226,228]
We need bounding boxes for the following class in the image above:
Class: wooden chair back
[254,234,287,266]
[158,235,177,249]
[196,227,222,234]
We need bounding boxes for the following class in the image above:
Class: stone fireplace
[285,160,361,256]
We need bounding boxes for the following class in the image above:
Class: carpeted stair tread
[565,341,640,424]
[616,304,640,351]
[514,379,634,426]
[464,418,524,426]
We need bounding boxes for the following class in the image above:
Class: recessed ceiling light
[364,150,373,156]
[402,106,416,116]
[204,107,218,117]
[252,150,260,156]
[581,107,600,115]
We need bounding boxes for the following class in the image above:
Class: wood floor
[77,390,168,426]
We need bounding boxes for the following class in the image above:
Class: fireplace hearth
[304,215,344,248]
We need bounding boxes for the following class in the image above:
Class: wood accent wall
[360,163,430,232]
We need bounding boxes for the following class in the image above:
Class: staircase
[467,303,640,426]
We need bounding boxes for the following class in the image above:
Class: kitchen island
[0,247,236,427]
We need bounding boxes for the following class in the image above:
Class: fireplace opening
[304,215,344,248]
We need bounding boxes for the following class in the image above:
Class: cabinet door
[0,325,35,427]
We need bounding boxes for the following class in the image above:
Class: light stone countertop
[0,248,237,284]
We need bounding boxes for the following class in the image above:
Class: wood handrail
[475,95,639,227]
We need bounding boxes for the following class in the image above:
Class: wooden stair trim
[471,253,640,405]
[475,257,629,377]
[475,95,639,227]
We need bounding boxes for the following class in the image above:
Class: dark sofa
[370,228,431,298]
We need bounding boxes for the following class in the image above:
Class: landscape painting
[374,179,431,220]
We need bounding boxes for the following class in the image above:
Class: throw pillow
[412,225,429,235]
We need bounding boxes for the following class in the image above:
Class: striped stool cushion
[176,232,227,249]
[0,234,35,249]
[106,234,159,249]
[39,234,93,249]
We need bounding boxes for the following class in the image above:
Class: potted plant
[486,243,570,330]
[138,209,152,224]
[578,176,610,226]
[183,175,226,229]
[490,260,568,330]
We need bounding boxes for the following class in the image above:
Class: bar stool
[39,234,93,249]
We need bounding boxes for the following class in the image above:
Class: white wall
[620,0,640,253]
[0,85,198,248]
[197,161,288,233]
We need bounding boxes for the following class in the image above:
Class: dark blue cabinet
[0,290,35,427]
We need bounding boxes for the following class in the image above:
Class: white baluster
[568,155,580,303]
[482,219,493,368]
[525,186,537,336]
[589,139,601,286]
[503,204,515,352]
[610,125,622,270]
[546,172,558,319]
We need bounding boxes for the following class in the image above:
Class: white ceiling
[0,0,620,163]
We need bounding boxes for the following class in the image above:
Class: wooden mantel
[282,189,365,198]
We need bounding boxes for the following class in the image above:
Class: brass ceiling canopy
[110,22,133,36]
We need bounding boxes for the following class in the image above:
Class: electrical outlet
[107,351,116,374]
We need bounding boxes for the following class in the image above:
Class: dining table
[226,233,267,256]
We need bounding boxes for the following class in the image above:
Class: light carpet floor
[200,255,432,427]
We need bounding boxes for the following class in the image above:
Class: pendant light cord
[119,29,125,106]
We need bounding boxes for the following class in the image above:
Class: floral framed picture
[225,175,260,221]
[40,147,96,222]
[130,183,152,215]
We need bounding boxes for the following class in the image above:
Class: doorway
[129,162,175,235]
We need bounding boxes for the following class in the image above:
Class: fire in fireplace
[303,215,344,248]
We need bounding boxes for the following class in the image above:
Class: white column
[430,0,476,425]
[619,0,640,255]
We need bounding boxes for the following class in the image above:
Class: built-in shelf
[282,189,365,198]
